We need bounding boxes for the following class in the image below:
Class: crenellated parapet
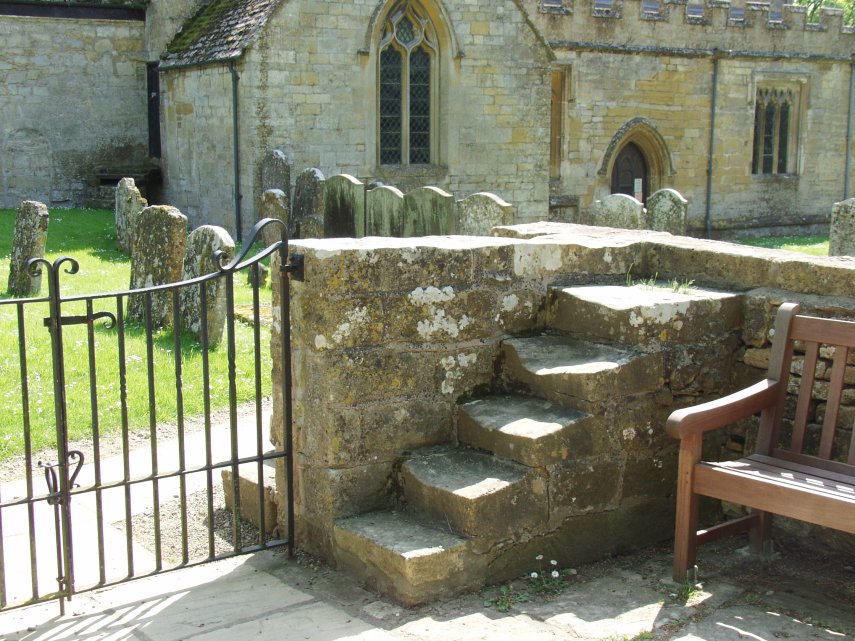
[530,0,855,59]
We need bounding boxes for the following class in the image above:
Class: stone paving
[1,535,853,641]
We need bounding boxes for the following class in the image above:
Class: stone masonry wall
[0,15,148,208]
[229,0,553,235]
[276,225,855,562]
[160,65,235,232]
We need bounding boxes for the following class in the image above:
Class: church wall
[0,15,148,208]
[231,0,553,233]
[159,65,236,232]
[535,0,855,236]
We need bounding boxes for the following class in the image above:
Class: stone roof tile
[161,0,282,69]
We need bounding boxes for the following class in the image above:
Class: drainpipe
[704,51,720,240]
[845,60,855,201]
[229,60,243,242]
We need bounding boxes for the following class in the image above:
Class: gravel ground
[111,483,265,565]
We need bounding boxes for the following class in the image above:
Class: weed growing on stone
[669,277,695,294]
[528,554,577,595]
[483,583,529,612]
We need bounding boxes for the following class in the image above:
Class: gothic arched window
[752,88,796,175]
[378,1,437,165]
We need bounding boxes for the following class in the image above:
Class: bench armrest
[666,379,781,440]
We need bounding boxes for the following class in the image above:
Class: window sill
[752,172,799,181]
[374,164,448,180]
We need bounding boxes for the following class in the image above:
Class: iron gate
[0,218,299,613]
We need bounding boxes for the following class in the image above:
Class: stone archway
[611,142,648,201]
[599,118,675,201]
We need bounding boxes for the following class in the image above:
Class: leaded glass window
[752,87,795,175]
[378,1,437,165]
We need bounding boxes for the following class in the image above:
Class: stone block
[503,335,664,403]
[222,461,278,535]
[548,284,742,348]
[7,200,49,296]
[401,447,548,544]
[546,457,623,527]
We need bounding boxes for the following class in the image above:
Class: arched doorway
[611,142,648,202]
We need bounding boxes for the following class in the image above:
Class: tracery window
[378,1,437,165]
[752,87,796,175]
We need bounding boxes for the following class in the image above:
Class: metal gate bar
[0,217,298,612]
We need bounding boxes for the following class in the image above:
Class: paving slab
[0,539,852,641]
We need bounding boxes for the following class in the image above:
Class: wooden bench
[668,302,855,582]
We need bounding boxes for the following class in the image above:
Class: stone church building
[1,0,853,238]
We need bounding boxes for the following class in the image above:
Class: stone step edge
[458,394,594,467]
[333,511,484,606]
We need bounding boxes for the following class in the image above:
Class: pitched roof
[161,0,281,69]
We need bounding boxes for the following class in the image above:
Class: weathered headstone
[292,168,325,238]
[404,186,455,236]
[594,194,646,229]
[258,189,288,247]
[830,198,855,256]
[456,192,513,236]
[261,149,291,194]
[7,200,49,296]
[179,225,235,345]
[127,205,188,327]
[115,177,147,252]
[646,188,687,235]
[365,185,405,236]
[324,174,365,238]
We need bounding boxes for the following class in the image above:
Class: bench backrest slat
[759,305,855,474]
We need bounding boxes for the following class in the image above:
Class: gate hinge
[282,253,305,282]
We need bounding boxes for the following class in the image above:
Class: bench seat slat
[694,458,855,534]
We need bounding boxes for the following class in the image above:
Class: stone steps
[502,333,663,404]
[400,446,545,543]
[547,284,742,349]
[458,394,596,466]
[333,510,483,607]
[288,283,742,604]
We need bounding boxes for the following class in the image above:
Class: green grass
[0,208,272,460]
[735,235,829,256]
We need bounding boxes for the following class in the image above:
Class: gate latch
[282,253,305,282]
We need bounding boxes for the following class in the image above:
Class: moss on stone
[166,0,242,55]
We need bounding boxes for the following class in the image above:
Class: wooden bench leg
[748,509,773,556]
[673,437,701,582]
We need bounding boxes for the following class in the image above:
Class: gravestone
[261,149,291,194]
[179,225,235,345]
[127,205,187,327]
[115,177,147,253]
[646,188,687,235]
[324,174,365,238]
[594,194,646,229]
[830,198,855,256]
[365,185,405,236]
[7,200,49,296]
[457,192,513,236]
[292,168,325,238]
[258,189,288,247]
[404,186,455,236]
[400,186,455,237]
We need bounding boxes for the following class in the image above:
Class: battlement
[534,0,855,58]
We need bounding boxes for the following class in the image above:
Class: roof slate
[161,0,282,69]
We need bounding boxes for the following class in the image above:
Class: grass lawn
[734,235,829,256]
[0,208,272,460]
